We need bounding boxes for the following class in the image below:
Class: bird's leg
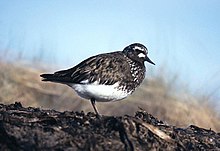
[90,98,100,117]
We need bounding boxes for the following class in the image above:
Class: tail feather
[40,74,55,81]
[40,73,71,83]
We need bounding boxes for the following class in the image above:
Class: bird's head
[123,43,155,65]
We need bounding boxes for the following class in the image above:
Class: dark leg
[90,98,100,116]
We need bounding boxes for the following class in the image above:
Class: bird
[40,43,155,116]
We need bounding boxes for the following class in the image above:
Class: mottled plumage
[41,43,155,116]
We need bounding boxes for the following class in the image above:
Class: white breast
[69,82,131,102]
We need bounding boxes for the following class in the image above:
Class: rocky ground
[0,102,219,151]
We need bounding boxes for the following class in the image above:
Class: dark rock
[0,103,219,151]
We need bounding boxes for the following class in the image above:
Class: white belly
[69,82,130,102]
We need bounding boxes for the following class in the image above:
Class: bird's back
[41,51,134,86]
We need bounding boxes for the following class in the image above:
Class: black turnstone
[40,43,155,115]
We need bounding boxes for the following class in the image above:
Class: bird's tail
[41,67,75,84]
[40,74,72,84]
[40,74,58,82]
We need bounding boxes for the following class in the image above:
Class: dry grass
[0,62,219,131]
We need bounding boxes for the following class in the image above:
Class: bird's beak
[145,56,155,65]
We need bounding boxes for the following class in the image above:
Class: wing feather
[41,52,132,85]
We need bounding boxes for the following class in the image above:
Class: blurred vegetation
[0,61,219,131]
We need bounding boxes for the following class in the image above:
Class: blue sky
[0,0,220,102]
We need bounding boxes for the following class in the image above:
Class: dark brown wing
[40,52,132,85]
